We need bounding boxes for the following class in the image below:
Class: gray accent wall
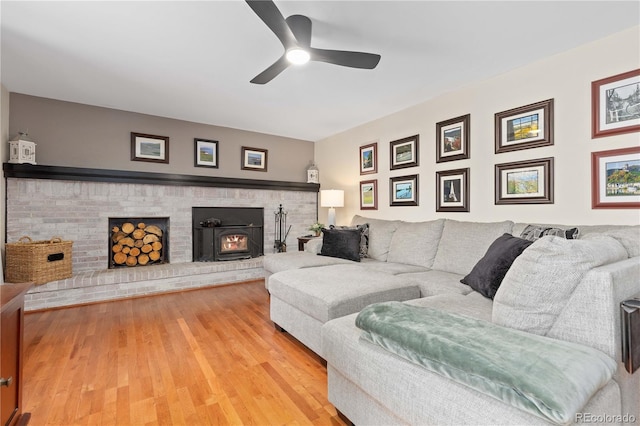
[8,93,314,182]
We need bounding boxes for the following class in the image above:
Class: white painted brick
[9,178,312,309]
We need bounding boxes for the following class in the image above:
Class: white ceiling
[2,1,639,142]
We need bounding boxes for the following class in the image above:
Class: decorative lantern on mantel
[306,162,319,184]
[8,132,37,164]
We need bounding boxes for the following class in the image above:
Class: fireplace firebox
[108,217,169,268]
[214,226,262,261]
[193,207,263,261]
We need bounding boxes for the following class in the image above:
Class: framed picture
[390,135,419,170]
[495,99,554,153]
[436,168,470,212]
[241,146,268,172]
[390,174,418,206]
[360,142,377,175]
[131,132,169,163]
[360,179,378,210]
[194,138,219,168]
[495,157,554,205]
[591,146,640,209]
[436,114,470,163]
[592,69,640,138]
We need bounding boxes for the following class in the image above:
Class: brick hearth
[24,259,264,311]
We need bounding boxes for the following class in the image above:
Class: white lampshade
[320,189,344,208]
[321,189,344,227]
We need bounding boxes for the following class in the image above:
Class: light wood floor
[22,280,346,425]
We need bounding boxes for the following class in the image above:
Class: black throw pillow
[460,233,533,299]
[330,223,369,258]
[319,227,362,262]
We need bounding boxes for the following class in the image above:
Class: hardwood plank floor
[22,280,347,425]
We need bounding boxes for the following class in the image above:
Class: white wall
[315,26,640,227]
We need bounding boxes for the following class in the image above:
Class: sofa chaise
[262,216,640,425]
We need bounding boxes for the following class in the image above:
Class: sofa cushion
[262,251,351,274]
[263,251,352,275]
[361,259,430,275]
[520,224,579,241]
[493,235,628,336]
[513,223,640,258]
[320,227,361,261]
[268,264,420,323]
[386,219,445,268]
[431,220,514,275]
[405,291,493,321]
[583,227,640,258]
[461,233,533,299]
[400,270,471,297]
[351,215,401,262]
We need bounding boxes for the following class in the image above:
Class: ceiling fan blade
[310,48,381,69]
[245,0,298,49]
[250,55,290,84]
[285,14,312,48]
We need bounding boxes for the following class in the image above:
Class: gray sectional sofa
[262,216,640,425]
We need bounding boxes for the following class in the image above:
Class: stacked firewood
[111,222,163,267]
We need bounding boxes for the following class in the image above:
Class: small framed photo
[436,168,470,212]
[592,69,640,138]
[495,99,554,153]
[591,146,640,209]
[436,114,470,163]
[194,138,219,168]
[495,157,554,205]
[131,132,169,163]
[360,142,378,175]
[390,135,419,170]
[241,146,268,172]
[390,174,418,206]
[360,179,378,210]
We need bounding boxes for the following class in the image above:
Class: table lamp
[320,189,344,227]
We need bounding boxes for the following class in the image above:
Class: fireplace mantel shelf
[3,163,320,192]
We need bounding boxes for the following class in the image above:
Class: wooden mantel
[3,163,320,192]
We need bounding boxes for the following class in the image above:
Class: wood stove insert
[193,207,264,262]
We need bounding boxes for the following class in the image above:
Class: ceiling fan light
[286,48,310,65]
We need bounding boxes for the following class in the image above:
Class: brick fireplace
[4,164,319,310]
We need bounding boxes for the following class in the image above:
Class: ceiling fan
[245,0,381,84]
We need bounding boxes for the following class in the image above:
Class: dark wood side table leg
[297,236,313,251]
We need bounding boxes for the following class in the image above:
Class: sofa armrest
[547,256,640,360]
[305,237,323,254]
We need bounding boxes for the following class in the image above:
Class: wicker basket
[5,236,73,285]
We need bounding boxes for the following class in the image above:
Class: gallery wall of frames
[354,68,639,215]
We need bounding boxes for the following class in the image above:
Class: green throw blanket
[355,301,617,425]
